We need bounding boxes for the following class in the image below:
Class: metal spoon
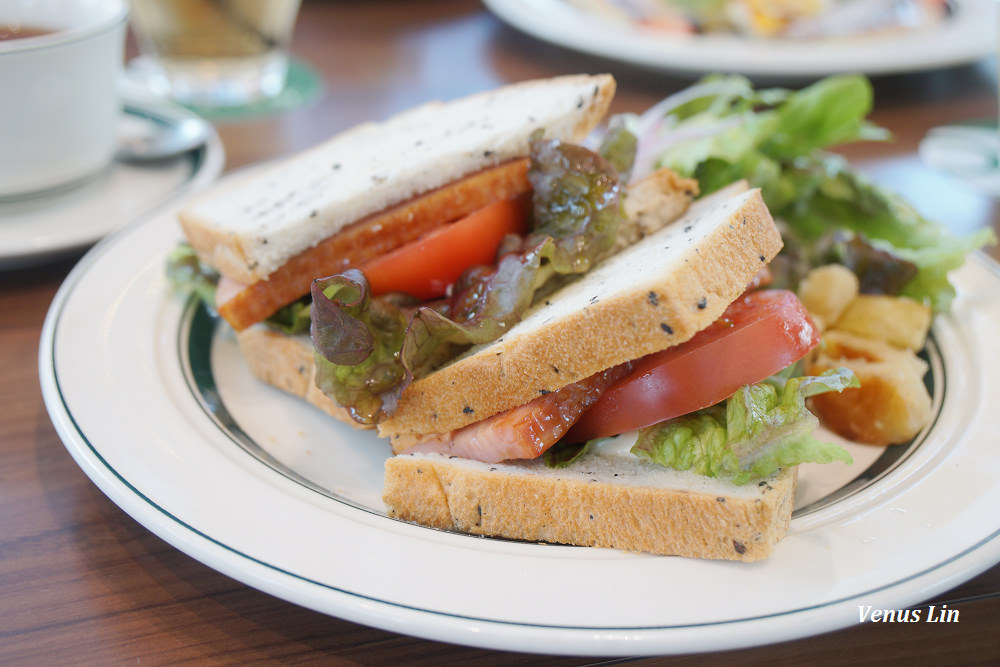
[115,116,212,163]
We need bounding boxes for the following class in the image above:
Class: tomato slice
[359,195,529,300]
[565,290,820,442]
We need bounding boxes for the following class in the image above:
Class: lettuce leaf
[166,242,218,309]
[311,137,623,425]
[167,242,312,334]
[311,272,413,422]
[598,116,639,181]
[543,439,595,469]
[527,137,622,273]
[268,299,312,335]
[641,74,994,311]
[632,368,858,484]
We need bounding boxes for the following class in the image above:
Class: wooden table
[3,1,999,663]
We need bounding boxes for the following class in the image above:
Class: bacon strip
[218,159,532,330]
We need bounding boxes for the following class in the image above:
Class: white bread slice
[179,74,616,285]
[378,184,781,449]
[383,452,797,561]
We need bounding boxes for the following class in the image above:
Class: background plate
[483,0,996,79]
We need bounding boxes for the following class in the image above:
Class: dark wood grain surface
[3,1,999,663]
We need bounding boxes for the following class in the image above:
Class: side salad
[620,73,994,313]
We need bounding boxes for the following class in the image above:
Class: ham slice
[400,365,629,463]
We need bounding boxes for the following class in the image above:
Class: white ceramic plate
[483,0,995,79]
[40,199,1000,655]
[0,95,223,269]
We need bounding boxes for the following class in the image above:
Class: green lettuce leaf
[645,74,994,311]
[165,242,218,309]
[543,440,595,469]
[268,299,312,335]
[166,242,311,335]
[527,137,622,273]
[310,271,413,423]
[598,116,638,182]
[632,368,858,484]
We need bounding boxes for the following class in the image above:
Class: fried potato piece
[834,294,932,351]
[218,159,532,331]
[805,330,931,446]
[797,264,859,331]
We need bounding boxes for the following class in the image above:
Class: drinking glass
[129,0,302,108]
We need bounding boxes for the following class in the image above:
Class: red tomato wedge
[359,195,529,300]
[565,290,820,442]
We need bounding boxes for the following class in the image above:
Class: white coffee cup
[0,0,129,199]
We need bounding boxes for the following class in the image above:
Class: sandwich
[170,75,856,562]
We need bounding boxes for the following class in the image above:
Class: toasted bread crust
[383,453,796,561]
[378,186,781,448]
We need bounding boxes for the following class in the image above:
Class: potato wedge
[834,294,932,351]
[797,264,859,329]
[806,331,931,446]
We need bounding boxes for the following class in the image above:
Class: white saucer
[0,96,224,270]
